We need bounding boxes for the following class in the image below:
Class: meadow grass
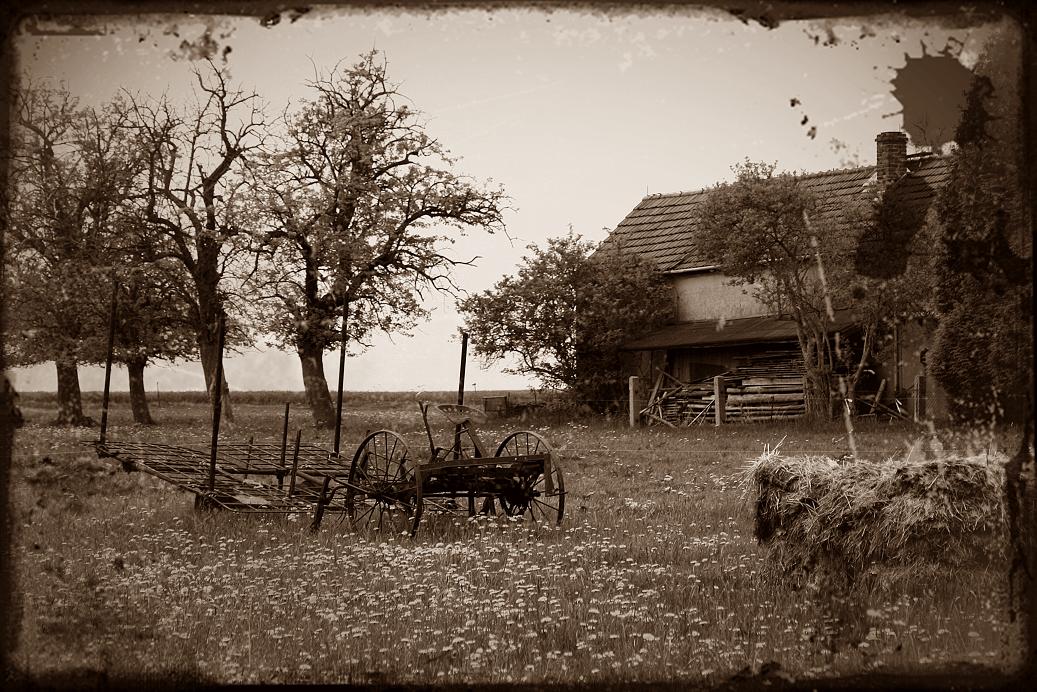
[7,395,1024,685]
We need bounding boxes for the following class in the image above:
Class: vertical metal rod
[288,429,302,498]
[278,402,290,490]
[280,403,290,466]
[99,280,118,445]
[333,299,349,458]
[453,331,469,459]
[208,310,226,493]
[457,331,468,407]
[244,435,254,480]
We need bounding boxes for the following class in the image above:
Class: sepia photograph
[2,1,1033,688]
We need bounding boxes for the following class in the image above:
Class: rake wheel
[494,431,565,525]
[345,430,415,535]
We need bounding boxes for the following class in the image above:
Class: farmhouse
[603,132,950,423]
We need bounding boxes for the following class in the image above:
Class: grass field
[7,392,1025,686]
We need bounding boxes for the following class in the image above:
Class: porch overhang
[622,311,857,350]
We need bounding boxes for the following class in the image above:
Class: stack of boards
[647,349,806,425]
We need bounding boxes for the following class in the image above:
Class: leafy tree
[123,60,266,423]
[459,233,673,408]
[247,52,506,427]
[107,261,197,424]
[5,85,138,425]
[6,84,201,426]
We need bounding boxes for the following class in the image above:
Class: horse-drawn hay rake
[311,401,564,535]
[90,295,564,536]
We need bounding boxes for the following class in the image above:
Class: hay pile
[743,444,1007,589]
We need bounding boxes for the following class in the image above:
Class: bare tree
[124,60,266,422]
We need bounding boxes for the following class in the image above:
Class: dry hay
[742,442,1007,590]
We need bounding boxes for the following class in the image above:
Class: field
[6,392,1025,687]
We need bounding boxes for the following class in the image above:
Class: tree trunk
[838,324,875,418]
[804,369,832,420]
[198,334,234,424]
[54,357,93,426]
[800,335,833,421]
[193,238,234,423]
[127,357,156,425]
[299,342,336,429]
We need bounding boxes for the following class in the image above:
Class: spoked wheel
[346,430,415,535]
[494,431,565,525]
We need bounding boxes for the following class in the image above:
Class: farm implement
[309,401,564,535]
[93,400,565,536]
[90,291,564,535]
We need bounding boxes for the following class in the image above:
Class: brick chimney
[875,131,908,189]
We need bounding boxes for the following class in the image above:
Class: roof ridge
[643,189,709,200]
[638,154,948,204]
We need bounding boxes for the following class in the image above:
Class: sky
[8,6,1001,393]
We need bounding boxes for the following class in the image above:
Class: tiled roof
[601,155,952,273]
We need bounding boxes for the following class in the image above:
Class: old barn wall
[672,272,769,321]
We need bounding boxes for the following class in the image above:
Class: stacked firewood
[642,349,807,426]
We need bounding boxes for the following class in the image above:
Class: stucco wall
[672,272,770,321]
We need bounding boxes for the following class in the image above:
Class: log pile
[643,348,807,425]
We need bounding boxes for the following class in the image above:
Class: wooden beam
[645,411,676,428]
[689,398,714,426]
[655,366,685,388]
[869,379,887,414]
[646,372,664,413]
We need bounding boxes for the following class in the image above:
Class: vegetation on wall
[926,42,1031,423]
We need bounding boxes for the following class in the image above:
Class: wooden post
[287,429,302,498]
[913,374,927,422]
[99,280,118,445]
[628,376,640,428]
[333,299,349,459]
[208,310,226,493]
[893,322,901,394]
[714,376,727,426]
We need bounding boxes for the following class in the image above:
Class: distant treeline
[16,390,532,408]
